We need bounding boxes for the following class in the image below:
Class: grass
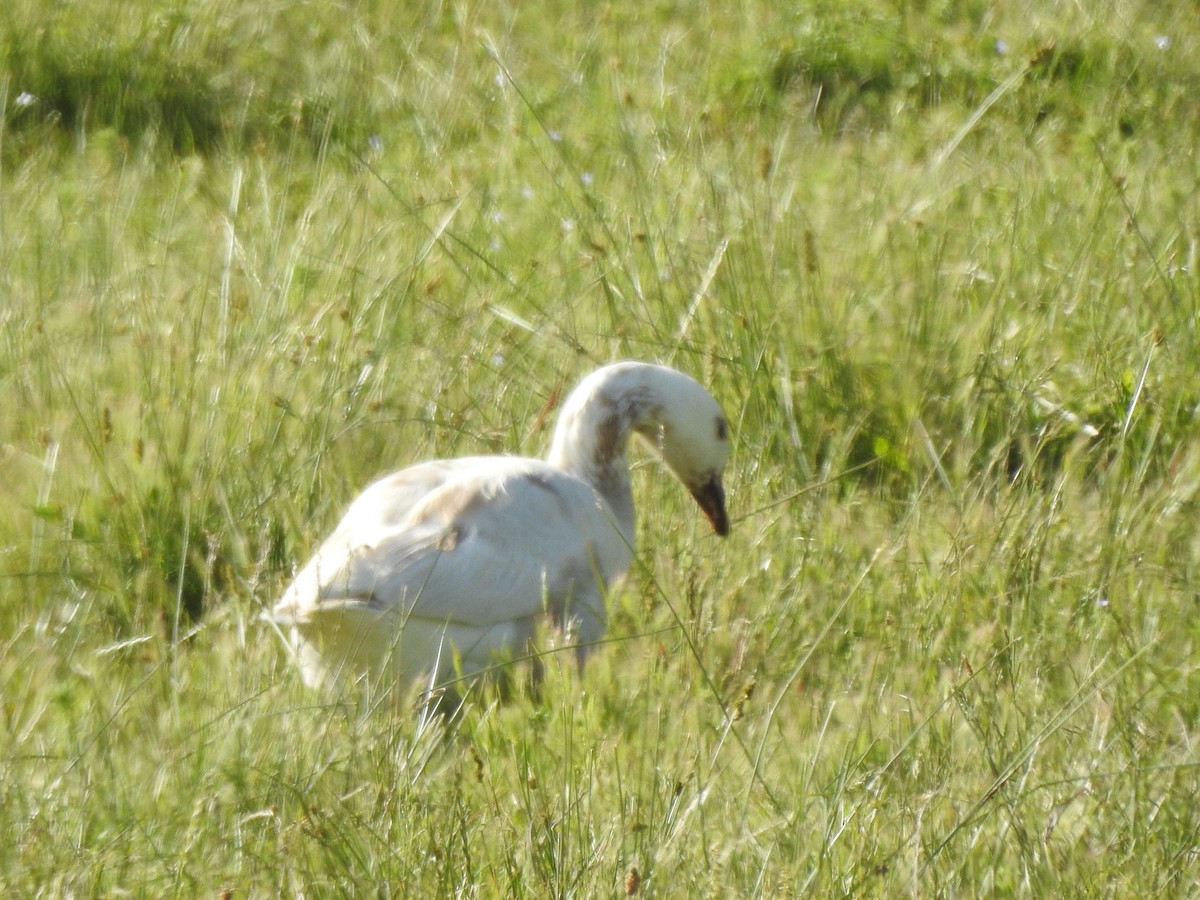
[2,0,1199,894]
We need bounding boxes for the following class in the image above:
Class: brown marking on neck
[591,387,657,470]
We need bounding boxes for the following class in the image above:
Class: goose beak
[689,476,729,537]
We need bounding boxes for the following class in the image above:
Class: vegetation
[2,0,1197,894]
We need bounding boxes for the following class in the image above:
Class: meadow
[1,0,1198,894]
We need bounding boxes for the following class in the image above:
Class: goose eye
[715,417,728,441]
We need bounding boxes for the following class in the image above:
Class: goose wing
[272,459,629,643]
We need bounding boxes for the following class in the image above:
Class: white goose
[268,361,730,700]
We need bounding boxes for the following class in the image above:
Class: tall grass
[2,0,1198,894]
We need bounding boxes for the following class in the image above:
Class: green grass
[2,0,1199,894]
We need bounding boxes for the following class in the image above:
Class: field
[2,0,1198,894]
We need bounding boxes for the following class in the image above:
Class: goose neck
[548,378,658,528]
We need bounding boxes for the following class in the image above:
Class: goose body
[268,361,730,696]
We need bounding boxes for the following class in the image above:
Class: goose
[267,361,730,702]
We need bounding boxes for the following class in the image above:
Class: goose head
[640,367,731,536]
[550,361,731,537]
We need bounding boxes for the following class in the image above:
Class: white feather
[268,361,730,695]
